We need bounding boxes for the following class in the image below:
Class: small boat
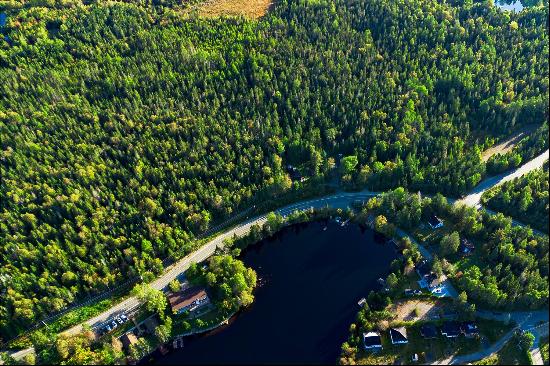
[358,298,366,307]
[323,226,328,231]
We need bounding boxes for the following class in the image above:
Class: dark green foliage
[482,162,549,232]
[0,0,548,339]
[367,188,549,310]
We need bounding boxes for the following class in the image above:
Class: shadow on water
[146,220,399,365]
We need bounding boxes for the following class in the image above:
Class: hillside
[0,0,548,341]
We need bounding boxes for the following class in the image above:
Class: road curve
[60,191,380,336]
[7,149,549,360]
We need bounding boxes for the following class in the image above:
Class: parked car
[120,314,128,322]
[111,321,118,329]
[105,324,112,333]
[116,317,124,325]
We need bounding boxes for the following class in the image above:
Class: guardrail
[3,203,258,346]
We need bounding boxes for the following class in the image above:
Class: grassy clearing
[474,338,531,365]
[197,0,273,19]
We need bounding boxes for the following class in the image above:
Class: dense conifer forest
[482,162,549,233]
[0,0,548,339]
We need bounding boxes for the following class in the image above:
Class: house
[420,323,438,339]
[120,332,138,350]
[415,260,431,278]
[389,327,408,345]
[416,261,442,290]
[143,317,159,334]
[459,238,475,257]
[286,165,303,182]
[461,322,479,338]
[168,286,210,314]
[428,215,444,229]
[424,273,443,290]
[441,321,462,338]
[363,331,383,350]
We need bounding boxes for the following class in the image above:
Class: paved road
[60,191,380,337]
[457,149,549,208]
[7,149,549,360]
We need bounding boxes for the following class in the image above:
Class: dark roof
[120,332,138,349]
[460,238,475,254]
[363,332,382,347]
[168,286,209,313]
[390,327,408,343]
[461,322,479,335]
[415,260,431,277]
[143,317,159,333]
[441,321,461,337]
[428,215,443,227]
[426,273,441,288]
[420,323,438,338]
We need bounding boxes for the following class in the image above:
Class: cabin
[428,215,444,229]
[441,321,462,338]
[420,323,438,339]
[459,238,475,257]
[168,286,210,314]
[389,327,408,345]
[461,322,479,338]
[143,317,159,334]
[120,332,138,350]
[363,331,383,350]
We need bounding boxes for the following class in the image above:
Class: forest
[482,162,549,233]
[365,188,549,310]
[1,0,548,340]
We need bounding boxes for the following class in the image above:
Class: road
[6,149,549,361]
[432,310,549,364]
[457,149,549,208]
[60,191,380,337]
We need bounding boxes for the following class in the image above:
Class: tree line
[1,0,548,339]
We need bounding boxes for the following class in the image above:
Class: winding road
[6,149,549,363]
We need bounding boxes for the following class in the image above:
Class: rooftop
[390,327,408,344]
[168,286,209,313]
[441,321,461,337]
[363,331,382,348]
[420,323,438,338]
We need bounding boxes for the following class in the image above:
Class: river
[151,220,399,364]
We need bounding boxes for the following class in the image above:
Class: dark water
[155,221,398,364]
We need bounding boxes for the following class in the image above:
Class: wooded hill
[0,0,548,339]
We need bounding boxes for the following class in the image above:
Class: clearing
[390,299,444,322]
[196,0,273,19]
[481,124,537,162]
